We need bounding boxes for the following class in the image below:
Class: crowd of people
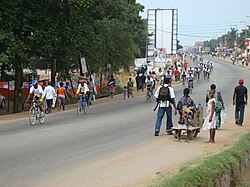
[27,78,96,114]
[26,54,248,145]
[151,55,247,144]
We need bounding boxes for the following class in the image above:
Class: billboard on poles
[147,9,178,64]
[80,57,88,73]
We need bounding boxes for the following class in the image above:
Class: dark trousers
[235,103,245,124]
[46,99,53,109]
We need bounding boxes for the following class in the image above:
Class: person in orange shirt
[57,82,67,111]
[183,59,189,71]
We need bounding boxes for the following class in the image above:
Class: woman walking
[108,75,115,98]
[203,90,216,144]
[206,84,225,129]
[127,77,134,98]
[57,82,67,111]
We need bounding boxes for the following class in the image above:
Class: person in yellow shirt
[76,79,89,108]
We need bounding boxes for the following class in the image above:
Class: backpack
[157,86,171,102]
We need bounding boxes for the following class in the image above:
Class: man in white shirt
[154,78,177,136]
[27,80,45,112]
[44,81,56,113]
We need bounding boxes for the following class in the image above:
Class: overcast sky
[137,0,250,46]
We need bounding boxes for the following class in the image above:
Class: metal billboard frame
[146,9,178,64]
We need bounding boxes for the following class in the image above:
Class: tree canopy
[206,26,250,50]
[0,0,147,112]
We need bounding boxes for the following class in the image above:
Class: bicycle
[181,75,186,86]
[146,88,153,102]
[28,100,45,125]
[188,80,193,94]
[77,94,89,115]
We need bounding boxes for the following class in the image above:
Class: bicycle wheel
[146,92,150,102]
[29,107,36,125]
[188,83,192,94]
[83,102,89,114]
[77,101,84,115]
[38,108,45,124]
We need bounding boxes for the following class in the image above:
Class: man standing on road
[154,78,177,136]
[140,73,146,91]
[233,79,248,126]
[44,81,56,114]
[135,73,141,91]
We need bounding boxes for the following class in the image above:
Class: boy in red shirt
[174,67,179,82]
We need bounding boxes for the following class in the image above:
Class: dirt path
[25,100,249,187]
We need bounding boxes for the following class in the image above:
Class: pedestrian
[174,67,179,82]
[242,57,245,66]
[176,88,196,142]
[233,79,248,126]
[152,71,157,90]
[140,73,146,91]
[154,78,177,136]
[135,73,141,91]
[44,81,56,114]
[203,89,216,144]
[108,75,115,98]
[65,82,72,100]
[123,86,127,99]
[183,59,189,71]
[127,77,134,98]
[57,82,67,111]
[206,84,225,129]
[87,78,94,105]
[161,69,172,85]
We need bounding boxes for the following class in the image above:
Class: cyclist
[194,67,200,81]
[76,79,89,109]
[27,80,45,113]
[187,71,194,91]
[181,68,187,86]
[146,75,154,98]
[152,71,157,90]
[205,67,211,81]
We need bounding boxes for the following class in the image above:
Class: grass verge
[151,134,250,187]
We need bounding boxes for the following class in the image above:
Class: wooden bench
[168,126,201,139]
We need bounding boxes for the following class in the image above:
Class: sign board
[81,57,88,73]
[147,9,178,63]
[9,81,15,91]
[155,48,167,63]
[134,58,146,68]
[244,39,250,47]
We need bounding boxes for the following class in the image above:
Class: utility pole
[231,25,238,58]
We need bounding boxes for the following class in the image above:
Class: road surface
[0,57,249,187]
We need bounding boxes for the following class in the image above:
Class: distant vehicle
[0,94,5,108]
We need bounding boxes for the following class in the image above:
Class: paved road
[0,57,249,187]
